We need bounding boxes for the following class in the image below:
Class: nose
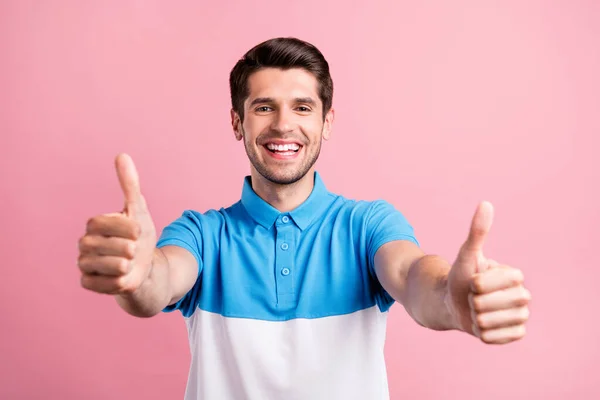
[271,108,296,133]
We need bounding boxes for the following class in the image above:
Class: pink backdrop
[1,1,598,399]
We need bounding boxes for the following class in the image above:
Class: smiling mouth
[264,143,302,155]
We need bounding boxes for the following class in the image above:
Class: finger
[479,324,527,345]
[78,255,132,276]
[471,266,524,294]
[80,273,135,295]
[474,306,530,330]
[475,256,499,275]
[485,258,500,268]
[86,214,141,239]
[115,153,143,211]
[462,201,494,254]
[469,286,531,313]
[78,235,136,259]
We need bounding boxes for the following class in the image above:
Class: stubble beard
[242,126,322,186]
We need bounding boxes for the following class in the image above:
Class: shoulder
[332,194,401,221]
[178,200,246,224]
[331,193,416,238]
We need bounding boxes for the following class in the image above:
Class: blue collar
[240,171,335,231]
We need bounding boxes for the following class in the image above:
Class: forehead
[246,68,320,104]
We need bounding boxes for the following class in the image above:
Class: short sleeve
[156,210,204,315]
[365,200,419,312]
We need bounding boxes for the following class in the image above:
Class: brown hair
[229,37,334,122]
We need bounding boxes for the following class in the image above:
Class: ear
[231,109,243,141]
[322,108,335,141]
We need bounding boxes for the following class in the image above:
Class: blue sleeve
[156,210,204,315]
[365,200,419,312]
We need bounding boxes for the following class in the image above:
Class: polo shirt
[156,171,419,400]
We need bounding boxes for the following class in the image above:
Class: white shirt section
[181,306,392,400]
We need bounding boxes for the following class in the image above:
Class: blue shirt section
[156,172,419,320]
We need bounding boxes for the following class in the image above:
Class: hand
[447,202,531,344]
[78,154,157,295]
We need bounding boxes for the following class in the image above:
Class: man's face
[231,68,334,185]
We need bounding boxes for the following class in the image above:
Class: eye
[255,106,272,112]
[296,106,312,112]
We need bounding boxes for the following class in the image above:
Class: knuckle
[114,272,142,294]
[473,296,486,313]
[472,296,485,313]
[515,287,531,306]
[80,274,92,290]
[119,240,135,259]
[471,227,485,240]
[480,331,494,344]
[476,314,487,329]
[512,269,525,285]
[118,279,137,295]
[115,276,129,291]
[78,236,91,251]
[127,241,137,258]
[86,217,96,232]
[120,285,137,295]
[117,258,131,274]
[519,307,530,322]
[471,276,483,293]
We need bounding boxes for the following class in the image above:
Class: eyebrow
[249,97,317,107]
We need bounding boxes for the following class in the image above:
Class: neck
[249,169,316,213]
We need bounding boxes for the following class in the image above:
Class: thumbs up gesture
[78,154,157,295]
[447,202,531,344]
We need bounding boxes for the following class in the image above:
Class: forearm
[403,255,460,331]
[115,248,172,318]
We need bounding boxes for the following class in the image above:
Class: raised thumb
[115,153,144,213]
[462,201,494,255]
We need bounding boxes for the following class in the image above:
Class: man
[77,37,531,399]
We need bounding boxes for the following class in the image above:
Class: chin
[245,144,319,186]
[262,169,307,185]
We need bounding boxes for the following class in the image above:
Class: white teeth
[267,143,300,151]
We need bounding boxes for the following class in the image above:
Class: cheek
[240,125,256,142]
[243,120,267,141]
[303,121,324,139]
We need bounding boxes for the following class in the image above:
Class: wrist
[115,257,162,317]
[443,281,466,332]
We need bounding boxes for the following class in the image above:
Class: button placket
[275,215,295,305]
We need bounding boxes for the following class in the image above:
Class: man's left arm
[374,201,531,344]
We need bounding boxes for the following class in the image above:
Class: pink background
[1,1,598,399]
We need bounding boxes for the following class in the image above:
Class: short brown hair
[229,37,334,122]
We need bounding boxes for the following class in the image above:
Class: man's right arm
[78,154,199,318]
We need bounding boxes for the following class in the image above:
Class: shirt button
[281,268,290,276]
[282,216,290,223]
[281,243,289,250]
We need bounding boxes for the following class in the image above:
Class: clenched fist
[78,154,157,295]
[448,202,531,344]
